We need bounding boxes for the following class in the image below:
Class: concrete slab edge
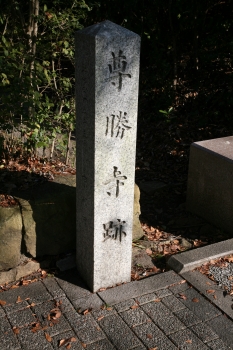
[181,270,233,321]
[167,238,233,273]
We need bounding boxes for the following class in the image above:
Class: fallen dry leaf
[83,309,89,315]
[50,308,61,319]
[106,307,112,311]
[206,289,215,294]
[226,257,233,262]
[179,293,187,300]
[147,334,153,339]
[186,339,192,344]
[16,296,22,303]
[12,327,20,334]
[130,305,139,309]
[10,285,19,289]
[146,248,153,255]
[149,348,158,350]
[0,300,6,306]
[97,315,104,321]
[30,322,41,333]
[45,332,52,342]
[192,298,199,303]
[154,298,161,303]
[206,282,211,285]
[81,343,87,348]
[66,344,71,349]
[59,337,76,347]
[213,295,217,299]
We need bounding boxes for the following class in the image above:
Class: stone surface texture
[76,20,140,291]
[0,271,232,349]
[167,238,233,273]
[186,136,233,234]
[133,184,144,240]
[0,206,22,270]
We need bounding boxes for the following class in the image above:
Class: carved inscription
[106,111,131,139]
[103,219,126,242]
[104,166,127,197]
[108,50,131,91]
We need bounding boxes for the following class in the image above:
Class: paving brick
[0,306,5,317]
[182,270,233,320]
[3,300,29,315]
[205,315,233,349]
[63,307,81,330]
[98,313,141,349]
[52,330,83,349]
[206,338,231,350]
[54,296,75,314]
[169,281,190,294]
[8,307,36,327]
[168,328,210,349]
[86,338,115,350]
[92,306,116,321]
[17,327,53,350]
[156,288,172,298]
[71,294,104,313]
[134,292,157,305]
[174,308,202,327]
[0,283,51,306]
[21,281,52,305]
[55,273,91,301]
[175,287,221,321]
[133,322,176,349]
[191,322,219,343]
[70,313,105,344]
[120,307,150,327]
[0,316,21,349]
[32,301,71,336]
[156,315,186,335]
[114,299,136,312]
[98,271,183,305]
[162,294,186,312]
[42,277,65,299]
[141,300,173,322]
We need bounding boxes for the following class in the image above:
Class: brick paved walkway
[0,269,232,349]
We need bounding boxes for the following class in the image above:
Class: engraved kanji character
[108,50,131,91]
[103,219,126,242]
[106,111,131,139]
[104,166,127,197]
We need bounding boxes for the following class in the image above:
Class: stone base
[186,136,233,234]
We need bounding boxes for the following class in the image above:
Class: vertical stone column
[76,20,140,292]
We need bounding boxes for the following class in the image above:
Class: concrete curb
[181,270,233,321]
[167,238,233,273]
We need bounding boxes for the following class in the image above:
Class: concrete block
[133,322,176,349]
[187,136,233,234]
[161,295,186,312]
[168,329,209,349]
[98,313,141,349]
[120,307,150,327]
[173,287,221,321]
[191,322,219,343]
[181,270,233,320]
[98,271,183,305]
[167,238,233,273]
[205,315,233,349]
[174,308,202,327]
[52,330,83,350]
[141,301,173,322]
[75,20,140,292]
[17,328,54,350]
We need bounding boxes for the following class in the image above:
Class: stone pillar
[75,20,140,292]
